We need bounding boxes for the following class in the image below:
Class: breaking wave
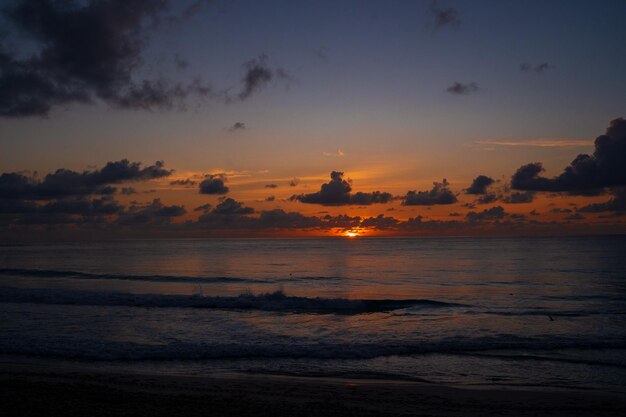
[0,287,462,314]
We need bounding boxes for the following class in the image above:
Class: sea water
[1,236,626,391]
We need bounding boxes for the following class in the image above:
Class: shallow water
[1,236,626,391]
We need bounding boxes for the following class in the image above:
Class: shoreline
[2,361,626,417]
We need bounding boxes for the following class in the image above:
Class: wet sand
[2,362,626,417]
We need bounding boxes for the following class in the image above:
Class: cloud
[322,149,345,157]
[475,139,593,148]
[0,159,172,200]
[579,188,626,213]
[289,177,300,187]
[511,118,626,194]
[520,62,552,74]
[194,203,212,212]
[446,82,479,95]
[291,171,393,206]
[466,175,495,194]
[402,179,457,205]
[199,174,229,195]
[117,198,186,225]
[265,196,275,201]
[466,206,507,222]
[0,0,214,117]
[120,187,138,195]
[429,1,461,29]
[265,184,278,188]
[501,191,535,204]
[477,193,498,204]
[211,198,254,215]
[228,122,246,132]
[360,215,399,230]
[170,179,197,187]
[236,54,277,100]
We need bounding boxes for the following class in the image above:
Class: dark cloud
[291,171,393,206]
[466,175,495,195]
[501,191,535,204]
[0,159,172,200]
[466,206,507,222]
[0,196,122,217]
[446,82,479,95]
[477,193,498,204]
[551,208,573,213]
[429,1,461,29]
[229,122,246,132]
[170,179,197,187]
[199,174,229,195]
[360,215,399,230]
[402,179,457,206]
[265,184,278,189]
[120,187,138,195]
[289,177,300,187]
[234,54,293,101]
[211,198,254,215]
[511,118,626,194]
[174,54,189,71]
[0,0,214,118]
[579,188,626,213]
[265,196,276,202]
[117,198,186,225]
[194,203,212,212]
[520,62,552,74]
[565,213,585,221]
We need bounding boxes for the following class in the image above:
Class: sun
[344,231,359,238]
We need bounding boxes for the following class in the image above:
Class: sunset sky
[1,0,625,238]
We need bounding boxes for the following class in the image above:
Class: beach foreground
[2,363,626,417]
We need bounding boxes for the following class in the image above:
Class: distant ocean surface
[2,236,626,391]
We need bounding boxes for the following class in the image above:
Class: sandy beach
[2,361,626,417]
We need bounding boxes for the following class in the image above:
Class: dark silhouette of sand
[2,362,625,417]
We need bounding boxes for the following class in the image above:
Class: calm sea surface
[1,236,626,391]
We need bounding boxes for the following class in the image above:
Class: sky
[1,0,626,238]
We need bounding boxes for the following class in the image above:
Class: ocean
[1,236,626,391]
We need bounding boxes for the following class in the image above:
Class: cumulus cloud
[290,171,393,206]
[429,1,461,29]
[511,118,626,194]
[199,174,229,195]
[579,188,626,213]
[402,179,457,205]
[0,0,214,117]
[228,122,246,132]
[466,175,495,195]
[477,193,498,204]
[117,198,186,225]
[360,215,399,230]
[0,159,172,200]
[446,82,479,95]
[520,62,552,74]
[170,179,197,187]
[466,206,507,222]
[501,191,535,204]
